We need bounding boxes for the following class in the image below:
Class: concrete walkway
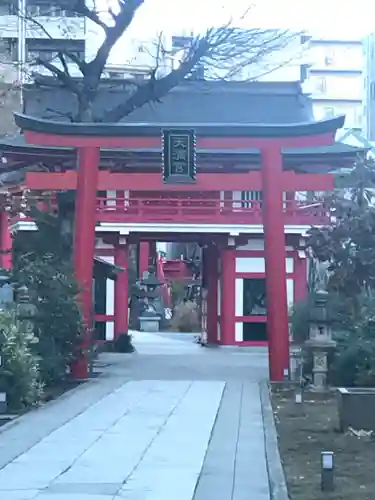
[0,331,270,500]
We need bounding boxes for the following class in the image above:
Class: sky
[95,0,375,64]
[120,0,375,39]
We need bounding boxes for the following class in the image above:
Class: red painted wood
[114,243,129,337]
[206,245,219,344]
[220,247,235,345]
[235,316,267,322]
[95,314,115,322]
[0,212,12,270]
[235,341,268,347]
[25,171,335,192]
[261,146,290,382]
[162,260,191,280]
[235,250,295,256]
[95,196,329,226]
[23,130,335,149]
[12,195,329,226]
[74,147,100,369]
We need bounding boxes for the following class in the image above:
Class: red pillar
[114,241,129,338]
[261,146,290,381]
[220,247,235,345]
[139,241,149,277]
[206,245,218,344]
[0,212,12,269]
[149,241,157,263]
[72,146,99,379]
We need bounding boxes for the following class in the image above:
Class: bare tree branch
[74,0,110,33]
[101,26,300,121]
[12,1,303,123]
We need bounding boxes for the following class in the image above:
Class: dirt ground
[272,389,375,500]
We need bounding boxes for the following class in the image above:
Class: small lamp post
[321,451,334,491]
[305,290,336,391]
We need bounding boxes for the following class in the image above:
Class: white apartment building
[304,37,363,131]
[0,0,86,82]
[363,31,375,141]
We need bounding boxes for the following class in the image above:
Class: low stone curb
[259,380,290,500]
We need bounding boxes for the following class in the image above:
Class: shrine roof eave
[14,113,345,138]
[0,136,366,160]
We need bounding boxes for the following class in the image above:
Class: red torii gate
[14,113,343,381]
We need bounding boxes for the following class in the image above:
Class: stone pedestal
[304,342,335,390]
[139,316,161,332]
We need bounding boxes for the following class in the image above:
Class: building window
[324,56,333,67]
[315,76,327,94]
[323,107,335,118]
[243,278,267,316]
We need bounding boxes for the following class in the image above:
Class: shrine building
[0,79,364,381]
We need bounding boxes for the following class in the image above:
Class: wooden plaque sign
[162,129,196,184]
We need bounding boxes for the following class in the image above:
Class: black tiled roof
[24,80,315,125]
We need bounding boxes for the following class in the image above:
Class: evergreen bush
[12,196,83,387]
[0,309,43,410]
[113,332,135,353]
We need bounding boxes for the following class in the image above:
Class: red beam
[25,171,334,191]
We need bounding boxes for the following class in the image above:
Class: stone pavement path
[0,331,270,500]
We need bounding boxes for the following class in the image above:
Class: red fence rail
[9,195,329,227]
[95,197,329,225]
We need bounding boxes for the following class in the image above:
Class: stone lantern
[305,289,336,391]
[16,285,38,344]
[138,268,162,332]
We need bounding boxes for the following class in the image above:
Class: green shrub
[171,301,200,332]
[330,294,375,387]
[289,297,310,344]
[13,255,83,387]
[0,310,43,410]
[113,333,135,353]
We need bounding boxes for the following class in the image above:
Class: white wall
[97,255,115,341]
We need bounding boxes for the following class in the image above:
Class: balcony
[95,196,329,226]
